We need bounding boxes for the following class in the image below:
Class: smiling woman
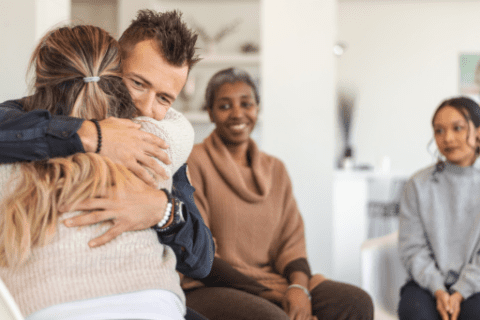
[181,67,373,320]
[204,70,260,163]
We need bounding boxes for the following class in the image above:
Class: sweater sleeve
[450,244,480,299]
[283,258,312,281]
[134,108,194,191]
[398,178,446,295]
[199,257,270,295]
[272,162,310,277]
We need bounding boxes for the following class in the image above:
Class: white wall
[118,0,153,35]
[72,0,117,37]
[36,0,71,41]
[0,1,36,101]
[0,0,70,102]
[263,0,336,276]
[337,0,480,175]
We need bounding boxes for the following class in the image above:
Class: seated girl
[398,97,480,320]
[0,25,193,320]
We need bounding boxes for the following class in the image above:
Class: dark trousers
[398,280,480,320]
[185,280,373,320]
[185,307,209,320]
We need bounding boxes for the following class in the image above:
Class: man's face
[122,39,189,120]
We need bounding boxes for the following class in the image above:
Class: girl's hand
[283,286,313,320]
[434,289,451,320]
[449,291,463,320]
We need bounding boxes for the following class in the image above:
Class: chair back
[361,231,407,319]
[0,277,23,320]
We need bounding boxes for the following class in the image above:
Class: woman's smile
[209,81,258,147]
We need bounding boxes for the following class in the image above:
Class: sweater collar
[442,157,480,175]
[204,130,274,203]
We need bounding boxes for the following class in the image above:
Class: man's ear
[475,126,480,150]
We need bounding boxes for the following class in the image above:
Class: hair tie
[83,76,100,83]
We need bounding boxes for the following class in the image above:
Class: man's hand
[435,289,451,320]
[61,172,168,247]
[449,291,463,320]
[283,287,315,320]
[78,117,171,186]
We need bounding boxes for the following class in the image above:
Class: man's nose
[139,92,156,118]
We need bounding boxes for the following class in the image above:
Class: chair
[360,231,407,320]
[0,277,23,320]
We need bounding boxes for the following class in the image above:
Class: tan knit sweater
[0,108,193,317]
[183,130,308,294]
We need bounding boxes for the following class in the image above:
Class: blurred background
[1,0,480,286]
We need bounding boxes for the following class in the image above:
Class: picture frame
[459,53,480,102]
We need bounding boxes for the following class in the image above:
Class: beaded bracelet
[287,284,311,300]
[156,189,173,229]
[90,119,102,154]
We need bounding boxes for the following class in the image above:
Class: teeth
[230,124,246,130]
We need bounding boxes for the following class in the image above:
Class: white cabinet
[332,170,408,286]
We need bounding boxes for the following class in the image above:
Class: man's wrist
[77,120,97,153]
[149,188,169,227]
[153,194,186,234]
[156,189,174,228]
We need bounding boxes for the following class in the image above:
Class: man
[0,10,213,281]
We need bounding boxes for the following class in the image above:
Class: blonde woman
[0,25,193,320]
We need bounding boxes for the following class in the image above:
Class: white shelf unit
[198,54,260,66]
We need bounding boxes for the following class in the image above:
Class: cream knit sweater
[0,108,194,317]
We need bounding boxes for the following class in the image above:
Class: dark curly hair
[119,10,200,70]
